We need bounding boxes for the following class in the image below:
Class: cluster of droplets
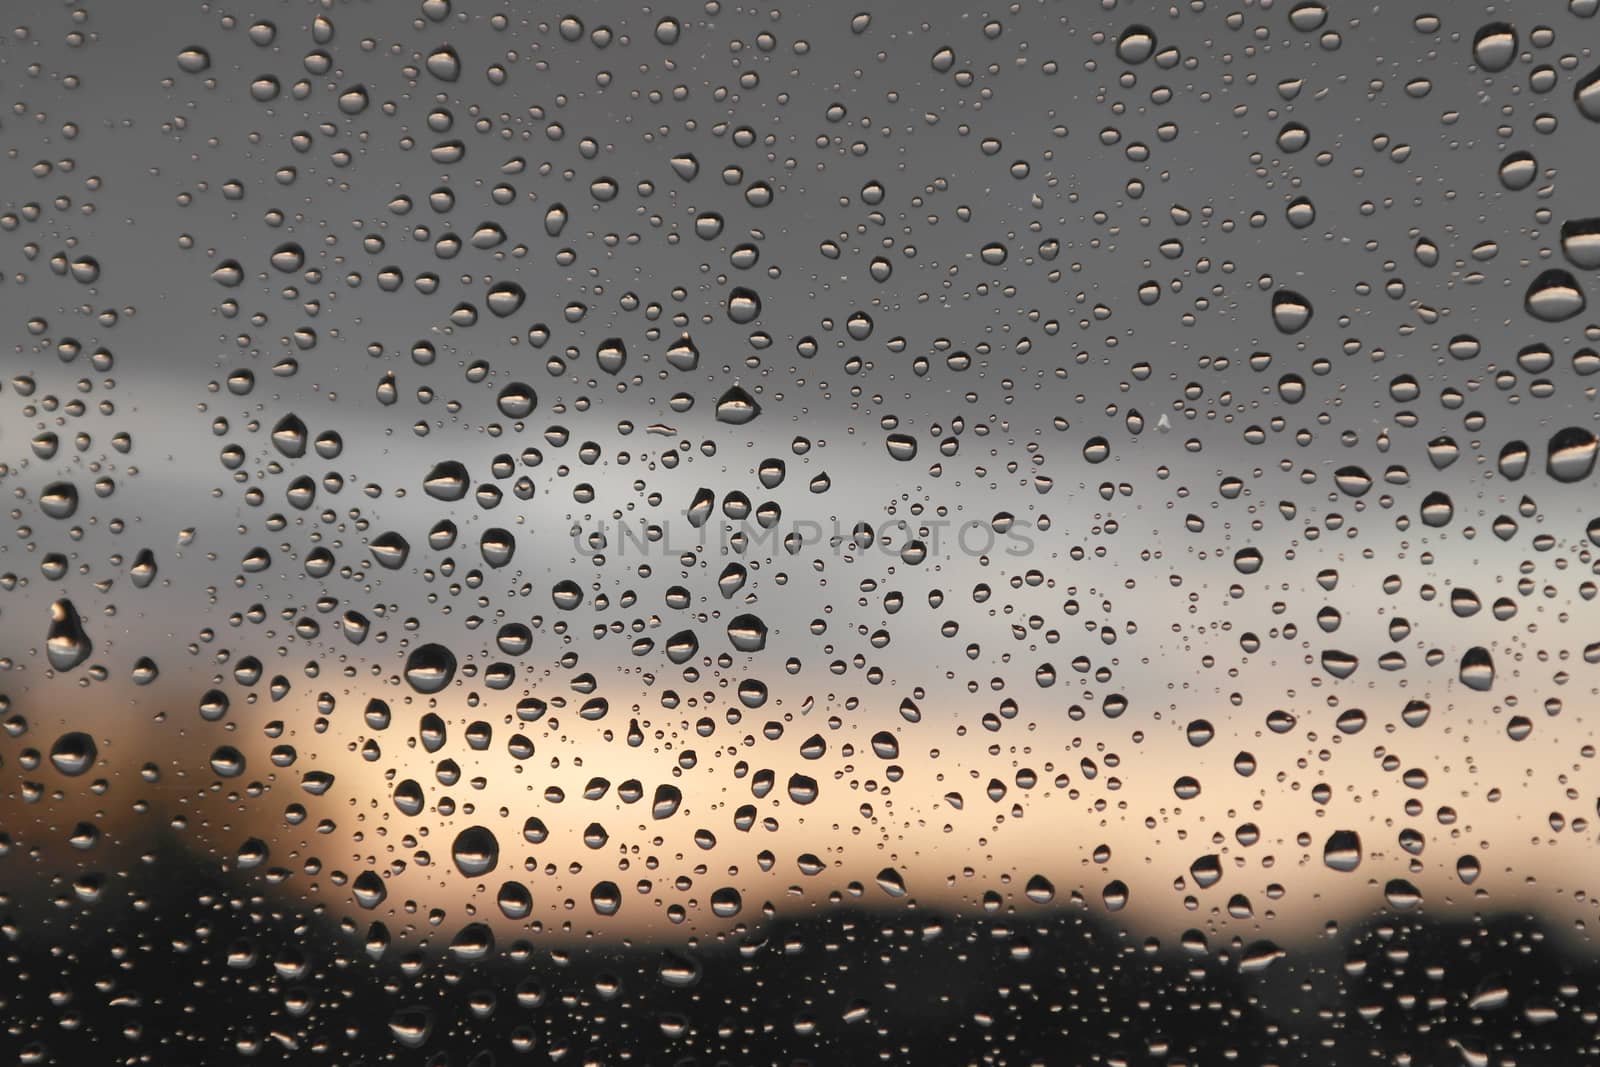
[6,1,1600,1061]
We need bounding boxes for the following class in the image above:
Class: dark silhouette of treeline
[4,838,1597,1066]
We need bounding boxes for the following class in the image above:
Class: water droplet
[1115,25,1156,64]
[590,880,622,916]
[45,599,91,671]
[715,386,762,425]
[49,732,96,777]
[1560,217,1600,269]
[1460,646,1496,691]
[1576,64,1600,120]
[177,47,211,73]
[1524,268,1586,322]
[451,826,499,878]
[39,481,78,520]
[1270,289,1313,333]
[404,643,457,694]
[1547,427,1597,482]
[1322,830,1362,872]
[885,433,917,461]
[1472,22,1518,72]
[1383,879,1422,910]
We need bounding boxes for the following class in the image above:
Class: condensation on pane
[3,1,1600,1062]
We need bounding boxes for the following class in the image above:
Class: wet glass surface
[3,1,1600,1063]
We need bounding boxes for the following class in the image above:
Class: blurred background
[2,0,1600,1062]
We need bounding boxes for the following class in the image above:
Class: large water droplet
[1322,830,1362,872]
[46,599,92,671]
[1525,268,1586,321]
[1270,289,1313,334]
[404,643,457,693]
[1561,217,1600,269]
[1547,427,1598,482]
[49,732,97,777]
[715,386,762,425]
[451,826,499,878]
[1115,25,1156,64]
[1576,64,1600,120]
[1471,22,1518,72]
[1459,646,1496,691]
